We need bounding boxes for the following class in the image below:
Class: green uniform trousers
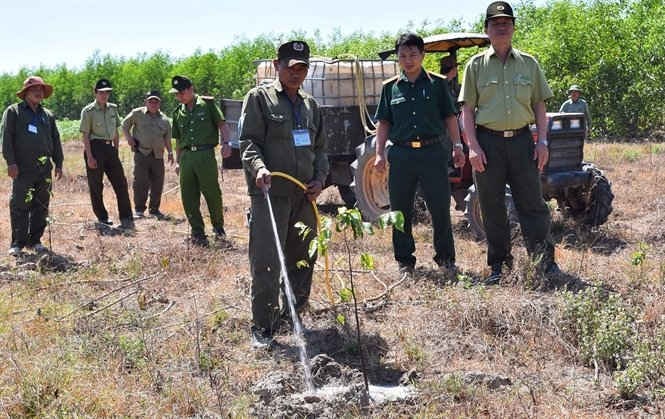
[133,152,165,213]
[474,129,554,267]
[387,142,455,268]
[10,168,52,248]
[179,149,224,236]
[249,190,317,334]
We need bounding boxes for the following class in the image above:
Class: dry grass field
[1,140,665,417]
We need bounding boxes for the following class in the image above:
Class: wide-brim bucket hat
[16,76,53,99]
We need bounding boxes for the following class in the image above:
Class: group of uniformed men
[1,1,590,348]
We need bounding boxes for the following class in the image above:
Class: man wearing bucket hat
[560,84,591,137]
[459,1,558,285]
[80,78,134,230]
[1,76,64,256]
[240,40,329,348]
[170,75,232,247]
[121,90,173,219]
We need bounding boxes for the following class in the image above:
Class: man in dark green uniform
[374,33,465,280]
[459,1,558,284]
[1,76,63,256]
[122,90,173,219]
[170,75,232,247]
[240,40,328,348]
[80,79,134,230]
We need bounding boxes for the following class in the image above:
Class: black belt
[395,137,441,149]
[476,125,529,138]
[184,144,216,152]
[91,139,113,145]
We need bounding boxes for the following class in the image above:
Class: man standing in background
[80,78,134,230]
[560,84,591,138]
[171,75,232,247]
[1,76,63,255]
[122,90,173,219]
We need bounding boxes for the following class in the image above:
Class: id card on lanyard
[288,96,311,147]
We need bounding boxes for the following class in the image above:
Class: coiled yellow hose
[271,171,333,304]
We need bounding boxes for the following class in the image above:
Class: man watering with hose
[240,40,329,349]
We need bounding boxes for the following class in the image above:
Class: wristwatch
[538,139,549,146]
[453,143,464,150]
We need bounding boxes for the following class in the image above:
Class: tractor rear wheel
[351,139,390,221]
[584,165,614,226]
[337,184,357,208]
[465,185,520,241]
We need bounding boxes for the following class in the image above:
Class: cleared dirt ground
[1,140,664,417]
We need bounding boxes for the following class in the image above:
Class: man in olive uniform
[374,33,465,279]
[459,1,558,284]
[1,76,63,255]
[240,40,328,348]
[122,90,174,219]
[559,84,591,137]
[80,79,134,229]
[170,75,232,246]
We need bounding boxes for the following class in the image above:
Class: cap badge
[293,42,304,52]
[497,5,505,10]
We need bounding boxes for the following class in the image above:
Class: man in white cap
[1,76,63,255]
[560,84,591,137]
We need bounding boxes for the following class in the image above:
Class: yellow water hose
[271,171,333,304]
[351,57,377,136]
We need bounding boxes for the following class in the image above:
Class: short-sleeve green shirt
[375,68,457,143]
[459,47,553,131]
[171,95,224,149]
[79,101,121,139]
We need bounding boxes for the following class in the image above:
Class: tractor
[220,33,614,239]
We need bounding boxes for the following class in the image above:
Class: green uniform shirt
[79,101,121,139]
[1,101,64,172]
[122,107,172,159]
[559,98,591,129]
[459,46,553,131]
[239,80,329,197]
[375,68,457,143]
[171,95,224,149]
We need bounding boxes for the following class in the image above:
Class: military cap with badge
[485,1,515,22]
[277,40,310,67]
[169,75,193,93]
[95,78,113,92]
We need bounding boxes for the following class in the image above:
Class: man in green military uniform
[80,79,134,230]
[170,75,232,246]
[374,33,465,279]
[459,1,558,284]
[1,76,63,256]
[240,40,328,348]
[559,84,591,137]
[122,90,173,219]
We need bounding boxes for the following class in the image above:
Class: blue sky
[0,0,544,74]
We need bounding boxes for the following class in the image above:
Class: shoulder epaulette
[428,71,446,80]
[382,75,399,85]
[108,103,118,109]
[201,95,215,102]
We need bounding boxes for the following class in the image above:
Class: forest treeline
[0,0,662,137]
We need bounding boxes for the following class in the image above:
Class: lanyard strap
[287,96,303,128]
